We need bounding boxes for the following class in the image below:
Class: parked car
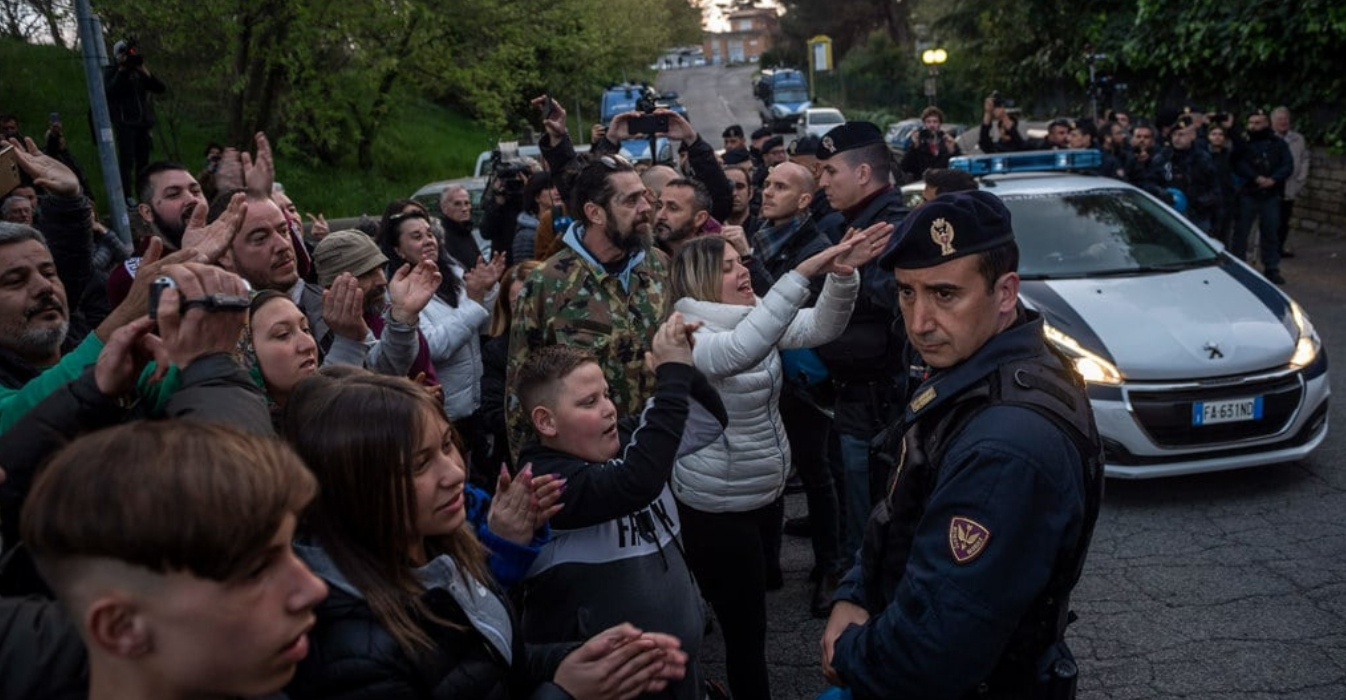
[795,107,845,139]
[902,150,1330,478]
[884,119,922,153]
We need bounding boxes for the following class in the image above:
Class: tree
[1122,0,1346,145]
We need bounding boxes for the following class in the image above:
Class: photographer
[104,39,166,204]
[479,158,532,267]
[978,93,1025,154]
[900,106,961,183]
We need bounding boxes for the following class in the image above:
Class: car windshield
[775,88,808,103]
[1001,189,1220,279]
[813,111,843,124]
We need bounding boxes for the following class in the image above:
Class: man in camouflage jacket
[506,153,670,458]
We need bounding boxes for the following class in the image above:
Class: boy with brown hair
[515,313,725,700]
[20,420,329,700]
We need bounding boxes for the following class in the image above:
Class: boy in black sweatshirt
[515,313,725,700]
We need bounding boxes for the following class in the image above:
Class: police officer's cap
[761,136,784,153]
[815,121,884,161]
[789,135,821,156]
[721,147,752,166]
[877,190,1015,272]
[750,126,772,141]
[723,124,744,139]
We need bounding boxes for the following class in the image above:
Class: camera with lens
[121,37,144,68]
[918,128,940,144]
[493,159,529,197]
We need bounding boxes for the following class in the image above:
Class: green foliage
[1122,0,1346,147]
[92,0,694,171]
[0,37,490,217]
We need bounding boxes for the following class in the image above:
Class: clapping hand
[487,463,565,545]
[322,272,369,341]
[555,623,688,700]
[181,191,247,263]
[388,260,442,324]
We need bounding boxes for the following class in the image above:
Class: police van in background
[599,82,686,164]
[754,68,811,133]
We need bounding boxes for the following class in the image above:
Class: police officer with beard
[820,190,1103,700]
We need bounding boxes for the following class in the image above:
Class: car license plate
[1192,397,1264,426]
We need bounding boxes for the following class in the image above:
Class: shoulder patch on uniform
[910,386,937,413]
[948,516,990,564]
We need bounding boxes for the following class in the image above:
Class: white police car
[905,150,1330,478]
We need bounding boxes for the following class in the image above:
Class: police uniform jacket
[816,187,908,435]
[831,308,1101,699]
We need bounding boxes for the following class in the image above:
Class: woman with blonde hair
[667,227,888,700]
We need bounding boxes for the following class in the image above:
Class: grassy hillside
[1,38,494,218]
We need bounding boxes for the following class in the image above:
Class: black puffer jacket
[287,542,576,700]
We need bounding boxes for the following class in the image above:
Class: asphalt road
[657,64,764,147]
[665,64,1346,699]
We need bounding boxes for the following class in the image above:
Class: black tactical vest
[865,345,1105,699]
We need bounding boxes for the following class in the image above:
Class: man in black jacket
[437,184,484,268]
[814,121,909,611]
[1150,122,1221,234]
[104,40,166,203]
[1232,109,1294,284]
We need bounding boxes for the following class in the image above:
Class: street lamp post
[921,47,948,107]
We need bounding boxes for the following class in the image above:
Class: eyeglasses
[598,154,633,170]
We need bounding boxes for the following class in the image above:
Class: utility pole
[73,0,131,245]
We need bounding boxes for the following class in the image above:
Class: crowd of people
[28,65,1334,699]
[901,97,1310,285]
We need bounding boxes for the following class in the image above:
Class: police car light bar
[949,149,1103,176]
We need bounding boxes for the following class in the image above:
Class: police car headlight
[1288,300,1321,369]
[1043,323,1123,385]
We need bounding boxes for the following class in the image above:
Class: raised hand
[148,262,251,370]
[661,109,697,144]
[463,255,499,304]
[181,191,247,263]
[645,311,695,370]
[322,272,369,341]
[487,463,565,545]
[606,112,639,144]
[305,212,330,241]
[795,235,863,278]
[834,221,894,269]
[531,95,569,142]
[6,136,79,197]
[93,316,158,396]
[388,260,442,324]
[241,132,275,196]
[719,224,750,256]
[96,238,208,341]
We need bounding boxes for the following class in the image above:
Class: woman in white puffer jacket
[667,226,890,700]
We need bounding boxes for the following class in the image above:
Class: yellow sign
[808,35,833,73]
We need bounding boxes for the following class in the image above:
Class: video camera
[486,144,529,199]
[629,87,672,136]
[119,37,144,68]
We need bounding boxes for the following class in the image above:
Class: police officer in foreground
[820,190,1104,699]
